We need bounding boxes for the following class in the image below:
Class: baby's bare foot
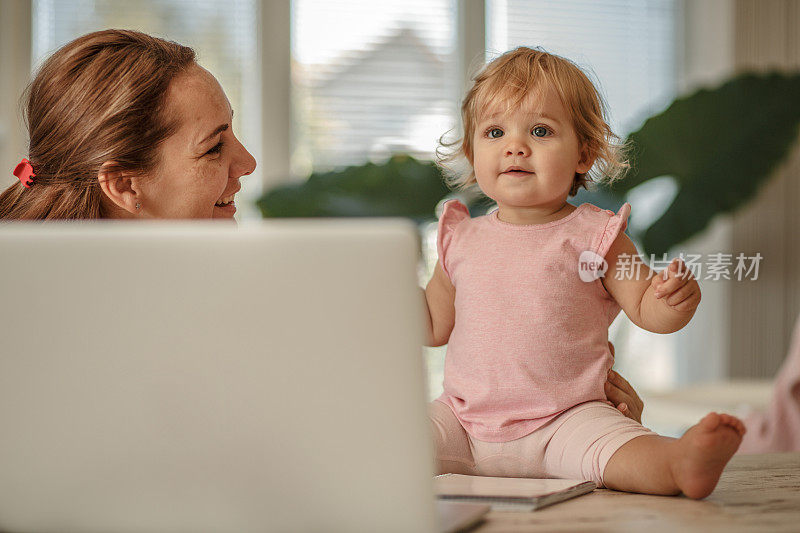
[671,412,745,499]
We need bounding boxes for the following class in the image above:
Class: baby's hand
[650,258,701,313]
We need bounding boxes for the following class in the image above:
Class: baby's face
[471,85,591,211]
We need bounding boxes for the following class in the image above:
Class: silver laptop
[0,220,487,533]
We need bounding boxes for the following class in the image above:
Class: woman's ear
[97,161,142,215]
[576,143,596,175]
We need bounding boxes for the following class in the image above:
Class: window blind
[291,0,459,173]
[487,0,681,136]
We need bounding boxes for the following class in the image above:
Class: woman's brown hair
[0,29,196,219]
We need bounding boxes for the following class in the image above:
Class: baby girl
[424,47,745,499]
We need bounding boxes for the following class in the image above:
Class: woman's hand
[605,342,644,424]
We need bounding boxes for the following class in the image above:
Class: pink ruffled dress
[435,200,632,442]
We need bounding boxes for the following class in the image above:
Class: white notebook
[434,474,596,512]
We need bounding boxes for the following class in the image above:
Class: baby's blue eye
[488,128,504,139]
[532,126,549,137]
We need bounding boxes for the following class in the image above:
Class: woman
[0,29,256,220]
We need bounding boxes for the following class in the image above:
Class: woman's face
[136,64,256,219]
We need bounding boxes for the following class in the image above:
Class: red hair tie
[13,158,36,188]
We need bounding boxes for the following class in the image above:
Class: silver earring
[135,202,141,210]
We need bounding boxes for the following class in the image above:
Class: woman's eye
[206,142,223,156]
[487,128,504,139]
[532,126,550,138]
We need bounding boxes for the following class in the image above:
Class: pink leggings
[428,400,655,487]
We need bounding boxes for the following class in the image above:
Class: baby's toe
[699,412,721,431]
[718,414,746,436]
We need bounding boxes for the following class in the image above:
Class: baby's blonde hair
[439,46,630,196]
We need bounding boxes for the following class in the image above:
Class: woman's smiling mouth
[213,188,240,216]
[215,194,236,207]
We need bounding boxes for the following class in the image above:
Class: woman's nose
[232,138,257,178]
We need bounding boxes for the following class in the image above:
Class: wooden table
[473,453,800,532]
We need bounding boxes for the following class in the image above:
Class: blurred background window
[290,0,458,175]
[487,0,679,137]
[31,0,263,219]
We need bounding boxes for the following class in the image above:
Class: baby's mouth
[501,165,533,176]
[501,167,534,177]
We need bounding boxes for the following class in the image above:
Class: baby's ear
[576,143,596,174]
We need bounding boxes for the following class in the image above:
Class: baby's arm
[602,232,701,334]
[423,260,456,346]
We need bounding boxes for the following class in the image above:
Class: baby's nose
[505,145,530,157]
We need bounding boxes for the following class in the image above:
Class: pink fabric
[738,313,800,453]
[436,200,631,442]
[428,399,655,486]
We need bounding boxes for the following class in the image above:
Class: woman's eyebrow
[198,108,234,145]
[199,123,229,145]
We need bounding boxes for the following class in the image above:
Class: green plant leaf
[612,71,800,255]
[257,154,451,222]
